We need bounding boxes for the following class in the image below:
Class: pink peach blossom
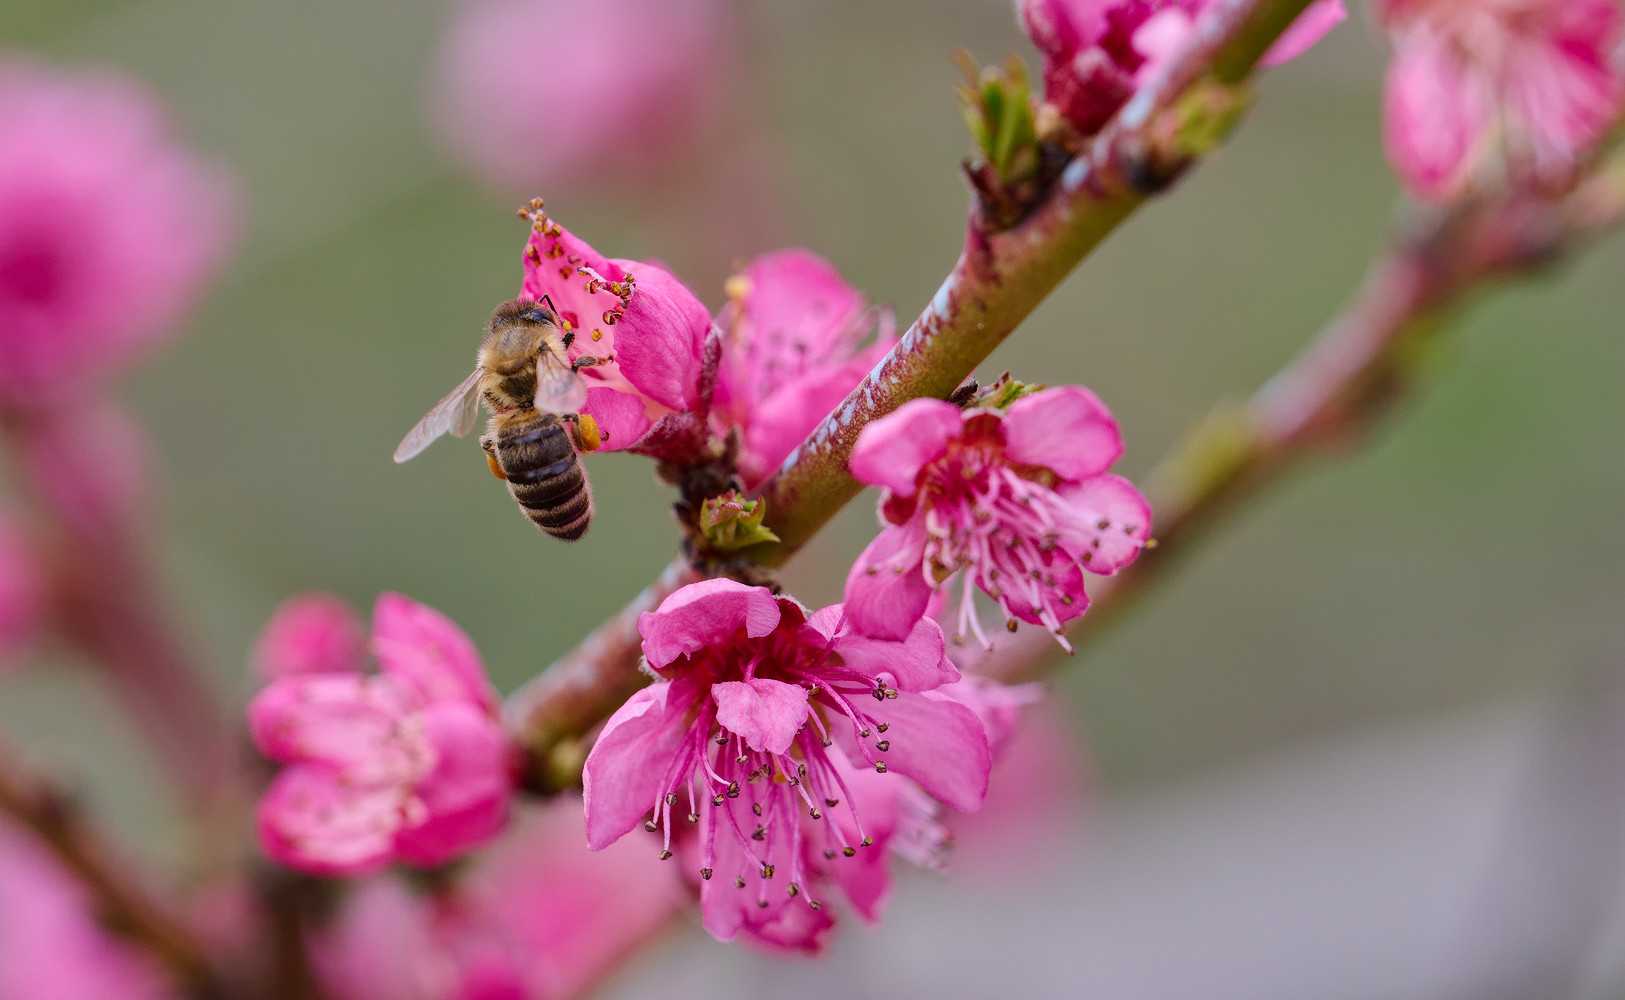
[0,822,175,1000]
[313,798,684,1000]
[249,593,509,876]
[1377,0,1625,200]
[253,592,368,680]
[1018,0,1346,134]
[0,513,42,669]
[712,250,897,489]
[581,578,991,951]
[517,204,711,452]
[844,387,1150,651]
[429,0,730,193]
[0,58,233,410]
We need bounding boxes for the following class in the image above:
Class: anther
[643,820,658,833]
[820,737,833,747]
[735,876,747,889]
[872,687,886,702]
[757,900,770,909]
[735,754,748,764]
[687,813,699,824]
[875,761,888,773]
[843,847,857,857]
[825,798,839,807]
[665,793,677,806]
[711,794,724,806]
[810,808,822,820]
[824,849,838,859]
[727,782,741,798]
[760,863,774,879]
[809,900,823,910]
[861,836,873,847]
[659,850,673,860]
[788,883,801,897]
[860,728,871,738]
[752,802,762,817]
[752,826,765,841]
[715,735,728,745]
[876,723,889,732]
[876,740,890,752]
[701,868,713,880]
[1097,518,1111,530]
[1006,619,1019,632]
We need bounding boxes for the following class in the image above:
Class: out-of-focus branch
[982,157,1625,681]
[0,735,221,997]
[504,557,700,792]
[745,0,1315,565]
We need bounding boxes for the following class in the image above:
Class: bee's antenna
[539,294,559,319]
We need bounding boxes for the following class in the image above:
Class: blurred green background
[2,0,1622,884]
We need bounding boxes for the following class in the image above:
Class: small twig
[0,735,221,996]
[980,161,1625,681]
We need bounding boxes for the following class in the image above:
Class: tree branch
[746,0,1316,565]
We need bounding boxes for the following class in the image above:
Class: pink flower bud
[248,593,510,876]
[0,513,44,668]
[428,0,731,194]
[252,592,368,680]
[1378,0,1625,200]
[712,250,897,489]
[1017,0,1345,136]
[0,58,234,411]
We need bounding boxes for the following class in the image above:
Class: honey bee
[394,298,608,541]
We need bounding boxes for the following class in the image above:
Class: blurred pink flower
[249,593,510,876]
[314,798,684,1000]
[0,823,174,1000]
[429,0,730,193]
[581,578,990,951]
[712,250,896,489]
[0,58,233,411]
[1378,0,1625,200]
[0,513,43,669]
[517,205,711,452]
[253,592,368,680]
[1019,0,1346,134]
[844,387,1150,651]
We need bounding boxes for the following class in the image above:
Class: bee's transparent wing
[533,345,587,414]
[393,367,483,463]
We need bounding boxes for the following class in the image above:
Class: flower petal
[871,691,991,812]
[734,357,873,489]
[392,701,510,868]
[1382,35,1492,201]
[848,398,962,497]
[712,678,809,755]
[371,593,496,712]
[579,385,652,452]
[831,614,959,692]
[610,259,709,411]
[1259,0,1346,68]
[255,765,399,877]
[253,592,367,679]
[1001,385,1123,483]
[842,523,934,641]
[1058,472,1152,574]
[247,674,416,777]
[581,682,692,850]
[638,578,782,671]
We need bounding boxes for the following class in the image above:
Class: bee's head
[482,298,558,372]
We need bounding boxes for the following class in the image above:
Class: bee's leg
[566,413,603,453]
[570,354,611,373]
[479,435,506,480]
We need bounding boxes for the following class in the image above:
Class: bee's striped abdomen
[495,413,593,541]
